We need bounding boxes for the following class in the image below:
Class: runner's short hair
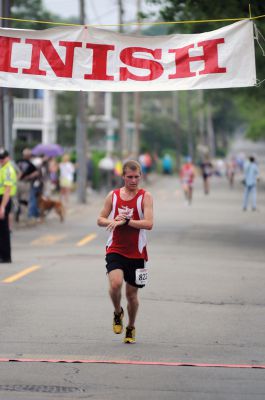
[122,160,142,176]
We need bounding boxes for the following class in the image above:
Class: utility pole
[118,0,128,159]
[132,0,141,159]
[206,101,216,158]
[186,92,194,159]
[0,0,4,147]
[76,0,88,203]
[0,0,12,152]
[172,91,181,171]
[197,90,206,146]
[105,92,114,156]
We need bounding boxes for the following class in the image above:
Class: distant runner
[200,158,213,195]
[180,157,196,205]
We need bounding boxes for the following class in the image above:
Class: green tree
[142,114,177,155]
[147,0,265,141]
[10,0,63,29]
[148,1,264,32]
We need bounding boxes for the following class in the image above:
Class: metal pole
[197,90,206,146]
[76,0,88,203]
[0,0,13,154]
[186,92,194,159]
[132,0,141,158]
[206,101,216,158]
[0,0,5,147]
[0,92,4,148]
[105,92,114,156]
[118,0,128,159]
[172,91,181,171]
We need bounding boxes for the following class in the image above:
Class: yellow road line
[76,233,97,247]
[2,265,41,283]
[31,234,66,246]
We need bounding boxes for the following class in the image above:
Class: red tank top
[106,188,148,260]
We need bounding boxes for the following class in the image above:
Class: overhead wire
[0,14,264,28]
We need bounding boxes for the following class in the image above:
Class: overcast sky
[42,0,160,28]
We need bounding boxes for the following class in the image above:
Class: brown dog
[38,195,65,222]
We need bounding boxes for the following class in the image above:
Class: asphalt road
[0,172,265,399]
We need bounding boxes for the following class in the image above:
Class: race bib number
[135,268,148,286]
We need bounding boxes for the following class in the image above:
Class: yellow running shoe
[124,326,136,344]
[113,307,124,334]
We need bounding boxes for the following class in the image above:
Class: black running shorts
[105,252,146,288]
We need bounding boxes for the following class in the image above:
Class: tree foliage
[147,0,265,140]
[142,114,176,155]
[10,0,78,29]
[148,0,265,32]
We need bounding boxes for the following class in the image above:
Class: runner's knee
[109,271,123,291]
[110,279,123,292]
[126,286,138,303]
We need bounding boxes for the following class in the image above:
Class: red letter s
[120,47,163,81]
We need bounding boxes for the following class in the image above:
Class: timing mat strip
[0,358,264,369]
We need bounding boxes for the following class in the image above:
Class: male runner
[97,160,153,343]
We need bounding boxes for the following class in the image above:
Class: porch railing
[13,98,43,122]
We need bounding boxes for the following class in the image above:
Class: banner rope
[256,78,265,87]
[253,23,265,87]
[249,4,252,19]
[254,24,265,56]
[0,14,265,28]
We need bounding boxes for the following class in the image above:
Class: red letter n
[120,47,163,81]
[169,38,226,79]
[84,44,114,81]
[22,39,82,77]
[0,36,21,73]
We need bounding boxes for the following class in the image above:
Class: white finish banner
[0,20,256,92]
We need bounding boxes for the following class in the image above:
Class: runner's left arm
[127,191,153,230]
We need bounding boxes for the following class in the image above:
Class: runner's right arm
[97,191,126,231]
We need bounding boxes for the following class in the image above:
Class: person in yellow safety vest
[0,149,17,263]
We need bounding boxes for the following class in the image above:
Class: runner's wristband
[124,218,130,225]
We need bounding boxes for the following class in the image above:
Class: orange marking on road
[76,233,97,247]
[2,265,41,283]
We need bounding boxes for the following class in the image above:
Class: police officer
[0,149,17,263]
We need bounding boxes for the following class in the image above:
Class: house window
[17,129,42,143]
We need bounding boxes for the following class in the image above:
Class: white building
[88,92,139,155]
[12,90,57,145]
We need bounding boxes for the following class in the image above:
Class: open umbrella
[32,143,64,157]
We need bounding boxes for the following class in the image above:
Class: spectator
[59,154,75,205]
[162,154,173,174]
[48,157,59,193]
[17,148,42,221]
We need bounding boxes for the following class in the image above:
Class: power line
[1,14,264,28]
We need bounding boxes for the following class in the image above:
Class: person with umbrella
[32,143,64,158]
